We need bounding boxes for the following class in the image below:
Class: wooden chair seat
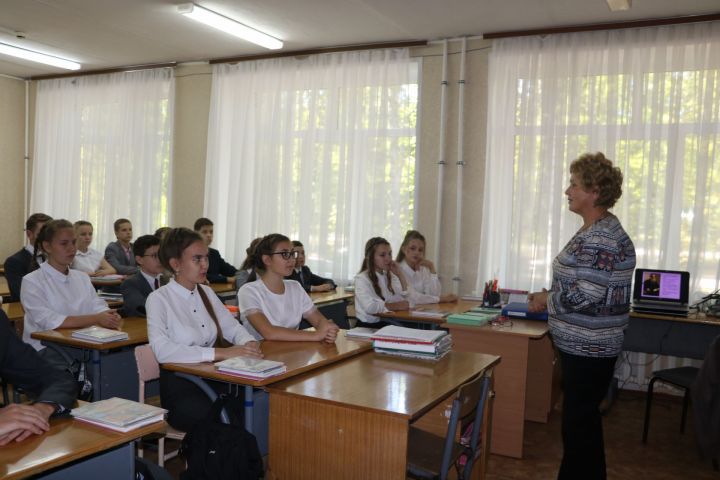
[407,427,465,479]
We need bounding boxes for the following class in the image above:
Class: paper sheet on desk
[507,294,528,304]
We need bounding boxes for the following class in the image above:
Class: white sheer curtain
[32,68,174,248]
[478,22,720,298]
[205,49,418,282]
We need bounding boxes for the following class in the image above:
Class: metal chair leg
[642,377,658,443]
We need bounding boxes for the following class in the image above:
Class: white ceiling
[0,0,718,78]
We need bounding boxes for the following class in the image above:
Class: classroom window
[205,49,418,283]
[31,68,174,248]
[479,22,720,295]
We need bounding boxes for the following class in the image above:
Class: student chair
[407,374,493,480]
[642,365,699,443]
[134,344,185,467]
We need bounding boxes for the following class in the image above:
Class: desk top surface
[309,290,354,305]
[378,300,482,324]
[2,302,24,321]
[630,310,720,326]
[162,331,372,387]
[443,318,550,338]
[210,282,236,294]
[0,415,164,480]
[31,317,148,350]
[267,350,500,420]
[0,276,9,297]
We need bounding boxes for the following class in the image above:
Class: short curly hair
[570,152,623,208]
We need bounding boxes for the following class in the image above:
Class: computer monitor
[633,268,690,305]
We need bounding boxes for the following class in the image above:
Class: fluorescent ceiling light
[178,3,283,50]
[0,42,81,70]
[606,0,632,12]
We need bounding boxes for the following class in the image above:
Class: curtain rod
[483,12,720,39]
[29,62,178,81]
[209,41,427,64]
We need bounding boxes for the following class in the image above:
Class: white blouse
[238,279,317,341]
[354,270,412,324]
[21,262,109,350]
[71,248,104,273]
[399,260,442,304]
[146,279,255,363]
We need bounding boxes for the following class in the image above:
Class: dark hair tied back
[253,233,291,271]
[32,219,74,270]
[159,227,203,272]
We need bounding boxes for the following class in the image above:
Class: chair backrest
[438,373,492,480]
[134,344,160,401]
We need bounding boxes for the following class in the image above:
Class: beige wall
[0,76,27,262]
[13,42,491,295]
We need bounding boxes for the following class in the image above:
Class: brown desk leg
[525,335,556,423]
[269,393,408,479]
[453,333,528,458]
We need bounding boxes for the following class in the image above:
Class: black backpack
[179,394,263,480]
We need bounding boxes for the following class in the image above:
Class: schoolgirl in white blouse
[354,237,414,327]
[396,230,458,304]
[146,227,261,431]
[21,219,121,358]
[238,233,338,342]
[71,220,117,276]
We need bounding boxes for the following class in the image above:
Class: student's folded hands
[0,403,52,446]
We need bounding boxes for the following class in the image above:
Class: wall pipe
[432,39,449,266]
[452,37,467,295]
[24,79,29,242]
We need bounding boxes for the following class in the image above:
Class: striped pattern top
[547,214,636,358]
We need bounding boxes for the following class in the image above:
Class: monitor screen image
[635,269,689,303]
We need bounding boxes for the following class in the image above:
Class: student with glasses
[120,234,165,317]
[146,228,261,432]
[238,233,339,342]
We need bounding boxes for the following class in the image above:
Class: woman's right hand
[96,310,122,329]
[385,300,410,311]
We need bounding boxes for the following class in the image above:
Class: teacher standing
[528,152,636,480]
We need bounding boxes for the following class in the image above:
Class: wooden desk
[31,317,149,401]
[0,276,9,298]
[2,302,24,321]
[210,281,236,294]
[162,331,372,435]
[379,299,480,327]
[442,318,556,459]
[266,350,500,479]
[625,311,720,360]
[0,415,164,480]
[310,290,354,328]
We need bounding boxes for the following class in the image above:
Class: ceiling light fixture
[606,0,632,12]
[0,42,81,70]
[178,3,283,50]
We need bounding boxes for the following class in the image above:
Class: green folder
[447,313,495,326]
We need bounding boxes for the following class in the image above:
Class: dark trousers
[558,351,617,480]
[159,370,242,432]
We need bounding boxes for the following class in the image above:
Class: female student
[235,237,262,290]
[286,240,336,292]
[238,234,338,342]
[354,236,413,327]
[396,230,457,304]
[71,220,117,276]
[21,220,122,364]
[146,228,262,432]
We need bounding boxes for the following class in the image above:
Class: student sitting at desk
[104,218,138,275]
[238,234,339,342]
[120,235,165,317]
[71,221,117,277]
[354,237,414,328]
[4,213,52,302]
[21,220,122,368]
[146,228,262,432]
[396,230,458,305]
[194,217,237,284]
[0,309,76,446]
[286,240,336,293]
[235,237,262,290]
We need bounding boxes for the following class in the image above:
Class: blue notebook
[501,302,548,321]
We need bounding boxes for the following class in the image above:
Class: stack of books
[71,326,129,343]
[410,305,455,319]
[371,325,452,360]
[98,292,123,302]
[345,327,377,340]
[214,356,287,380]
[447,307,500,326]
[72,397,166,432]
